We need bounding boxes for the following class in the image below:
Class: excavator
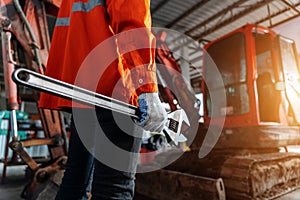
[1,0,300,199]
[199,24,300,199]
[135,24,300,200]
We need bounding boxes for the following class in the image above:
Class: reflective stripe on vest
[55,0,105,27]
[55,17,70,27]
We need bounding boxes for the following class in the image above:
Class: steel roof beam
[194,0,275,41]
[255,2,300,25]
[280,0,300,14]
[270,13,300,28]
[151,0,172,15]
[185,0,248,35]
[166,0,210,28]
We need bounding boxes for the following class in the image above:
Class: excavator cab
[202,24,300,148]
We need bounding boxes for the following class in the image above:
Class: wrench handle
[12,68,139,118]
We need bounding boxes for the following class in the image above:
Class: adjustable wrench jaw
[162,109,190,145]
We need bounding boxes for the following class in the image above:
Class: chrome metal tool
[13,68,189,144]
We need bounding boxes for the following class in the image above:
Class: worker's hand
[136,93,167,133]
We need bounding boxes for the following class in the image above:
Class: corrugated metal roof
[151,0,300,41]
[151,0,300,80]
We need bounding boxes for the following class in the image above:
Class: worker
[38,0,167,199]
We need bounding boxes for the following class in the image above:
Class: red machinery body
[202,24,300,148]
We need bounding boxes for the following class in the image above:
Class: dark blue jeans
[55,108,142,200]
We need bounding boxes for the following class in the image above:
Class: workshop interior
[1,0,300,199]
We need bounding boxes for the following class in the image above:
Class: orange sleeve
[106,0,158,95]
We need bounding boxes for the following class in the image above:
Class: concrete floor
[1,163,300,200]
[0,164,27,200]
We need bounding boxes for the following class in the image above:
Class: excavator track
[135,167,226,200]
[138,147,300,200]
[221,152,300,200]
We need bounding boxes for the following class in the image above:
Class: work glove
[137,93,168,133]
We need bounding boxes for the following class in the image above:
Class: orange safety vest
[39,0,158,110]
